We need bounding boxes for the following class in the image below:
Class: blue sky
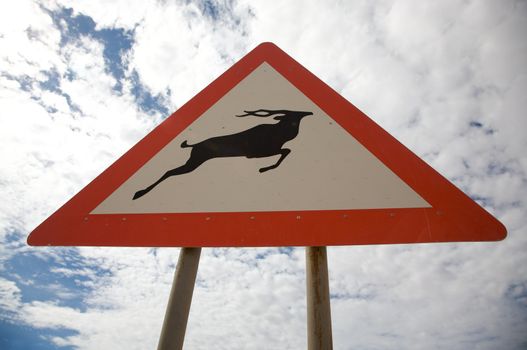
[1,0,526,349]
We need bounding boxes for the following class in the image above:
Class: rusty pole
[306,246,333,350]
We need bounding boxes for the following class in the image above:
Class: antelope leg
[259,148,291,173]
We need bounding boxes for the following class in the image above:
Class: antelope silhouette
[132,109,313,200]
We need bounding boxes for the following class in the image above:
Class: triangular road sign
[28,42,506,247]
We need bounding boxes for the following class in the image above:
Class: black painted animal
[133,109,313,200]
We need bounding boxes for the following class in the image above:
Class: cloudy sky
[1,0,526,349]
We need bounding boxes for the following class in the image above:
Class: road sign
[27,42,506,247]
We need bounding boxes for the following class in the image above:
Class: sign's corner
[253,41,283,55]
[496,221,507,241]
[26,231,38,246]
[256,41,278,49]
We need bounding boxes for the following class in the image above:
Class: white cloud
[0,277,22,315]
[0,0,526,349]
[0,0,64,77]
[57,0,252,108]
[0,4,161,244]
[125,1,250,108]
[57,0,151,30]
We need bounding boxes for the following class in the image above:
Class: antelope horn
[236,109,284,117]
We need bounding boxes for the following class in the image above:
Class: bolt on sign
[28,43,506,247]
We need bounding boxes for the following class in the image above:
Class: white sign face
[92,63,430,214]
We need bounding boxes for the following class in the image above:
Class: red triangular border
[28,42,506,247]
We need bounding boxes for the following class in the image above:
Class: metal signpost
[28,43,506,349]
[156,247,334,350]
[306,247,333,349]
[157,248,201,350]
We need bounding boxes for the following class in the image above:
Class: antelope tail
[181,140,193,148]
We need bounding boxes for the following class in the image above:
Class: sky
[0,0,526,349]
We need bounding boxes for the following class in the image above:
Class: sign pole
[306,246,333,350]
[157,247,201,350]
